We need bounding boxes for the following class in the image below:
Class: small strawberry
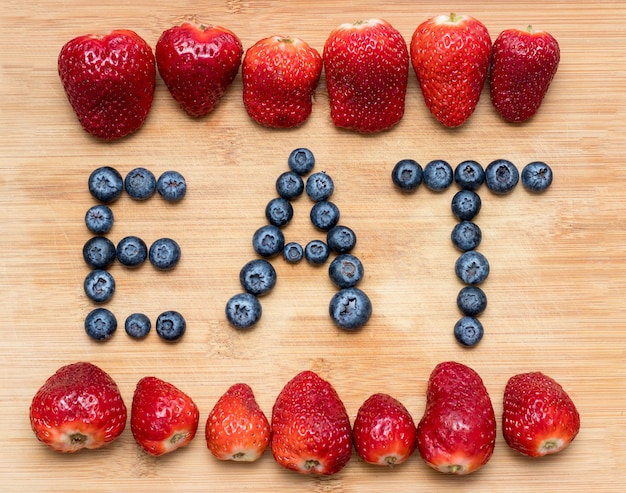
[353,393,417,466]
[416,361,496,475]
[58,30,156,140]
[410,13,492,127]
[489,26,560,122]
[29,362,127,453]
[205,383,270,462]
[131,376,199,456]
[502,372,580,457]
[156,21,243,118]
[271,370,352,475]
[242,35,322,128]
[323,18,409,133]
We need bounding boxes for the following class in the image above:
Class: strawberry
[242,35,322,128]
[416,361,496,475]
[352,393,417,466]
[271,370,352,475]
[131,376,199,456]
[502,372,580,457]
[29,362,127,453]
[410,13,492,127]
[205,383,270,462]
[323,18,409,133]
[156,21,243,118]
[489,26,560,122]
[58,30,155,140]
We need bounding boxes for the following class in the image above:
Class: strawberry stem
[69,432,88,446]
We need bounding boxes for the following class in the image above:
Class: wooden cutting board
[2,0,625,491]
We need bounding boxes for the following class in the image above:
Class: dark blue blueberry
[326,225,357,254]
[454,160,485,191]
[310,201,340,231]
[451,190,482,221]
[125,167,156,200]
[85,204,114,234]
[391,159,423,192]
[454,316,484,347]
[456,286,488,317]
[252,225,284,258]
[157,170,187,202]
[276,171,304,200]
[423,160,453,192]
[451,221,482,252]
[116,235,148,267]
[124,312,151,339]
[84,308,117,341]
[455,250,490,285]
[265,197,294,228]
[522,161,553,192]
[288,147,315,175]
[328,254,364,289]
[329,287,372,331]
[83,236,116,269]
[304,239,330,265]
[88,166,124,203]
[155,310,186,341]
[225,293,262,330]
[240,259,276,296]
[485,159,519,194]
[283,242,304,263]
[84,269,115,303]
[306,171,334,202]
[149,237,181,270]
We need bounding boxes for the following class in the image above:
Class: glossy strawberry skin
[410,14,491,128]
[131,376,199,456]
[29,362,127,453]
[58,30,155,140]
[489,27,560,122]
[503,372,580,457]
[205,383,270,462]
[323,18,409,133]
[271,370,352,475]
[156,22,243,118]
[416,361,496,475]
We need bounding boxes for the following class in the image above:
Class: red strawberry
[271,370,352,475]
[353,393,417,466]
[410,13,492,127]
[416,361,496,475]
[131,376,199,456]
[29,362,127,453]
[323,18,409,133]
[242,35,322,128]
[156,21,243,118]
[205,383,270,462]
[489,26,560,122]
[58,30,155,140]
[502,372,580,457]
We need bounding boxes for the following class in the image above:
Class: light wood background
[2,1,625,491]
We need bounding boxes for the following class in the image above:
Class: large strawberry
[131,376,199,456]
[502,372,580,457]
[410,13,491,127]
[156,21,243,118]
[271,370,352,475]
[416,361,496,475]
[205,383,270,462]
[489,26,560,122]
[29,362,127,453]
[58,30,155,140]
[323,18,409,133]
[242,35,322,128]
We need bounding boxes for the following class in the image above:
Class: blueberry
[125,312,151,339]
[85,204,114,234]
[84,308,117,341]
[454,316,484,347]
[155,310,186,341]
[329,287,372,330]
[304,239,330,265]
[283,242,304,263]
[391,159,423,191]
[456,286,488,317]
[116,235,148,267]
[288,147,315,175]
[310,201,340,231]
[522,161,553,192]
[240,259,277,296]
[125,167,156,200]
[225,293,262,329]
[157,170,187,202]
[451,221,482,252]
[485,159,519,194]
[265,197,294,227]
[455,250,490,285]
[83,236,116,269]
[454,160,485,191]
[252,225,284,258]
[88,166,124,203]
[84,269,115,303]
[149,237,181,270]
[451,190,482,221]
[328,254,364,289]
[423,159,453,192]
[306,172,334,202]
[276,171,304,200]
[326,225,357,254]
